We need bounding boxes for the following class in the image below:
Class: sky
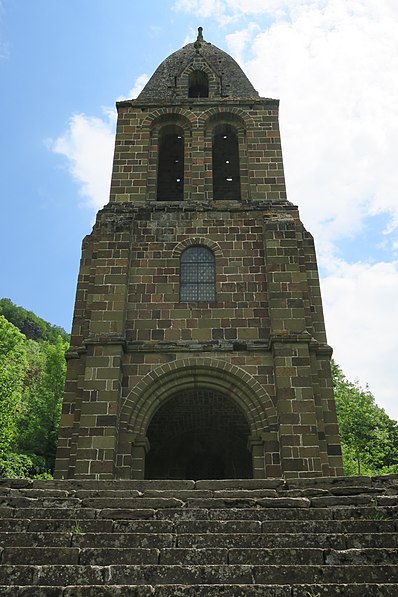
[1,0,397,419]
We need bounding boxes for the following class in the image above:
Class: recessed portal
[145,389,252,480]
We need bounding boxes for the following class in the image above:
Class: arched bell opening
[145,389,252,480]
[212,123,241,200]
[157,124,184,201]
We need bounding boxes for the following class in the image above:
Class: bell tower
[55,29,343,480]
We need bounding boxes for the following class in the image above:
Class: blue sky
[1,0,398,418]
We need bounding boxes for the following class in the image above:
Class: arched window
[188,70,209,98]
[157,125,184,201]
[212,123,241,200]
[180,246,215,302]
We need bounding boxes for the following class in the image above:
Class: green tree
[332,361,398,475]
[0,316,26,452]
[0,310,68,478]
[18,337,67,471]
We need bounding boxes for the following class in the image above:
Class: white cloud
[225,22,260,63]
[51,110,116,210]
[321,258,398,419]
[50,73,150,211]
[236,1,398,246]
[174,0,226,20]
[174,0,288,21]
[118,74,150,101]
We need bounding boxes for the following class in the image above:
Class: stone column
[131,437,150,480]
[264,215,324,477]
[248,436,266,479]
[55,205,132,479]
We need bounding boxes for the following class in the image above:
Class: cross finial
[194,26,204,49]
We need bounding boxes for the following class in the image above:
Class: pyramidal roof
[137,27,259,101]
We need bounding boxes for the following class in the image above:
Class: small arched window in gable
[212,123,241,201]
[180,246,216,302]
[188,70,209,98]
[157,124,184,201]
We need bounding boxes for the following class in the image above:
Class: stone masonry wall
[55,199,343,481]
[110,99,285,204]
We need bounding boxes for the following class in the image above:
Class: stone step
[0,476,397,593]
[11,546,397,566]
[2,530,398,550]
[153,586,398,597]
[0,488,398,509]
[0,564,398,586]
[157,505,398,521]
[0,587,154,597]
[0,508,98,520]
[6,546,382,566]
[1,475,397,492]
[175,518,397,535]
[73,533,175,548]
[260,519,396,533]
[0,498,398,524]
[157,507,334,521]
[1,516,396,535]
[325,548,398,565]
[174,532,395,549]
[1,586,398,597]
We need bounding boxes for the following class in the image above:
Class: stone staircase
[0,475,397,595]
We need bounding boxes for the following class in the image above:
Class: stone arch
[171,238,223,303]
[117,358,279,479]
[172,237,223,259]
[179,60,220,99]
[181,60,216,78]
[205,112,246,135]
[142,108,196,130]
[144,111,193,200]
[198,106,255,131]
[199,109,251,201]
[120,357,277,436]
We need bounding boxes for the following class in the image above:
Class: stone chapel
[54,28,343,481]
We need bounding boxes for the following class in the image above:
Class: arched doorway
[118,358,280,480]
[145,389,252,480]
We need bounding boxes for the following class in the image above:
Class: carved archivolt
[120,357,277,437]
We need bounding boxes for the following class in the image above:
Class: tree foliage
[332,361,398,475]
[0,303,69,479]
[0,316,27,452]
[18,337,67,467]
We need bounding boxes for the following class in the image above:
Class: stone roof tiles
[137,33,259,101]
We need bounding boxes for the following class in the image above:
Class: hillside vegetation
[0,299,68,478]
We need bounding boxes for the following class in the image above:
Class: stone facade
[54,30,343,480]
